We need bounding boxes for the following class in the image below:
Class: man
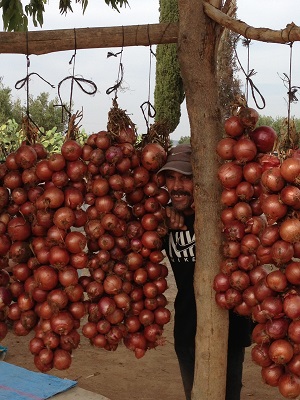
[158,144,252,400]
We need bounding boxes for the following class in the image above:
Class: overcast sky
[0,1,300,140]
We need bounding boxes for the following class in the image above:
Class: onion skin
[280,157,300,184]
[271,240,294,265]
[286,262,300,285]
[269,339,294,365]
[233,137,257,164]
[251,343,272,367]
[280,185,300,208]
[283,292,300,320]
[261,194,288,225]
[243,162,262,185]
[229,270,250,291]
[223,220,245,242]
[216,137,236,160]
[261,363,285,387]
[261,168,285,193]
[213,273,230,293]
[218,162,243,189]
[266,317,289,340]
[15,144,38,169]
[260,225,280,247]
[238,107,259,129]
[266,270,288,292]
[224,116,244,137]
[288,320,300,344]
[278,372,300,398]
[249,126,277,153]
[279,219,300,244]
[61,139,82,161]
[140,143,167,172]
[53,348,72,370]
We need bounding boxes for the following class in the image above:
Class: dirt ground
[1,270,288,400]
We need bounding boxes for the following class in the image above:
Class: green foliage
[26,92,67,132]
[0,78,13,122]
[178,136,190,144]
[0,119,21,160]
[0,78,87,161]
[25,0,45,27]
[154,0,184,134]
[257,115,300,150]
[217,2,241,120]
[0,0,28,31]
[39,127,65,153]
[104,0,129,12]
[0,80,67,132]
[0,0,129,31]
[0,122,88,161]
[257,115,300,135]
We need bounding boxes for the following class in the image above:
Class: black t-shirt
[164,213,253,348]
[164,213,197,346]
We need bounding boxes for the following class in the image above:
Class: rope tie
[235,35,266,109]
[106,26,125,97]
[15,31,55,139]
[140,24,156,132]
[56,28,97,122]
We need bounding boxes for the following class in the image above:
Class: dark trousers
[175,341,245,400]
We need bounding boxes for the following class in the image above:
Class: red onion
[281,157,300,184]
[249,125,277,153]
[218,162,243,189]
[224,115,244,137]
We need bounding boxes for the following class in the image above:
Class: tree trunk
[177,1,228,399]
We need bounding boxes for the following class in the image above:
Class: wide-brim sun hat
[158,144,192,175]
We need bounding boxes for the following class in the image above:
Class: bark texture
[0,23,178,55]
[177,1,228,399]
[204,2,300,43]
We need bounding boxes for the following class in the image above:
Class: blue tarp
[0,361,77,400]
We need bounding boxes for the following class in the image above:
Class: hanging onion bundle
[0,102,171,372]
[215,105,300,399]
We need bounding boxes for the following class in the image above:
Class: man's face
[165,171,194,212]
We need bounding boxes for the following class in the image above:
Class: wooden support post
[0,23,178,55]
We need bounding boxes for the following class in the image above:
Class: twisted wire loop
[68,28,78,114]
[56,28,98,127]
[15,72,55,91]
[140,101,156,131]
[106,25,125,96]
[285,41,295,144]
[234,34,266,110]
[140,24,157,133]
[277,39,300,150]
[56,76,98,120]
[288,84,300,104]
[15,31,55,140]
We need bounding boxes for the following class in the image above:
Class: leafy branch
[0,0,130,31]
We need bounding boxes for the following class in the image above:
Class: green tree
[257,115,300,149]
[0,119,20,160]
[0,77,13,122]
[217,1,242,120]
[0,0,129,31]
[0,81,67,132]
[154,0,184,134]
[154,0,241,135]
[178,136,190,144]
[258,115,300,135]
[25,92,67,132]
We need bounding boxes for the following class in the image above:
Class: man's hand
[165,206,187,230]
